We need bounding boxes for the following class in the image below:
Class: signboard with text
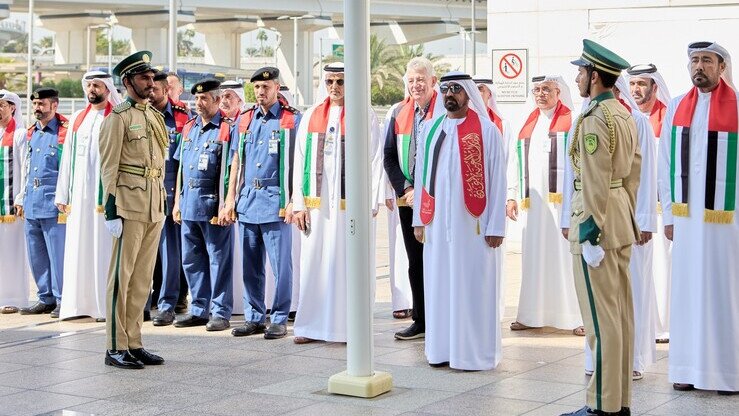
[491,48,528,102]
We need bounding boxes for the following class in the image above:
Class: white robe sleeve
[291,106,312,212]
[55,110,79,206]
[12,129,27,206]
[657,97,680,227]
[484,122,507,237]
[633,111,657,233]
[506,130,519,202]
[369,109,384,209]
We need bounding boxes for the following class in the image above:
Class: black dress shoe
[129,348,164,365]
[152,310,175,326]
[718,390,739,396]
[20,301,56,315]
[395,322,425,340]
[559,407,622,416]
[205,317,230,331]
[105,350,144,369]
[288,311,297,322]
[429,361,449,368]
[619,408,631,416]
[143,310,151,322]
[231,321,266,337]
[50,304,61,318]
[264,323,287,339]
[174,314,209,328]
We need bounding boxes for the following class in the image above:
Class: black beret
[31,87,59,100]
[250,67,280,83]
[153,70,168,82]
[113,50,154,78]
[191,78,222,94]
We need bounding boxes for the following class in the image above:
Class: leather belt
[188,178,215,190]
[252,177,279,189]
[32,177,57,188]
[120,164,162,179]
[574,178,623,191]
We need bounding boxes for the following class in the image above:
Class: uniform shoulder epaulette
[582,100,599,117]
[281,104,298,114]
[113,101,131,113]
[172,103,188,114]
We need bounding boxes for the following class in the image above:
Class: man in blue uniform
[17,87,67,318]
[221,67,300,339]
[173,79,237,332]
[149,70,193,326]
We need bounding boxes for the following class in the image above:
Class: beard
[130,82,152,100]
[34,110,45,120]
[88,93,105,104]
[691,71,716,89]
[444,97,460,112]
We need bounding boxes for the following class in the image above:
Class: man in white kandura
[291,62,385,344]
[659,41,739,395]
[575,75,659,381]
[0,90,29,314]
[55,72,123,321]
[508,75,583,335]
[627,64,673,344]
[413,71,506,370]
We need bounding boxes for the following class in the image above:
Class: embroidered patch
[129,124,143,131]
[584,133,598,154]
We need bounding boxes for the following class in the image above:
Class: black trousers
[398,206,424,328]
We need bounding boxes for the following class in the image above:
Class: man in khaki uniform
[99,51,169,369]
[561,40,641,416]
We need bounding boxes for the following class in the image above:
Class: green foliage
[323,35,448,105]
[178,29,204,57]
[96,29,130,56]
[40,78,84,98]
[243,84,256,103]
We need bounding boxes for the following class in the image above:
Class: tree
[36,36,53,50]
[178,28,204,57]
[95,29,130,56]
[257,29,268,52]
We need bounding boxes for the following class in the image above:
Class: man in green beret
[561,39,641,416]
[99,50,169,369]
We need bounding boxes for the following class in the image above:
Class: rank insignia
[584,133,598,154]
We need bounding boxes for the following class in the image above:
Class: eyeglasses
[531,86,555,95]
[325,79,345,86]
[439,83,463,94]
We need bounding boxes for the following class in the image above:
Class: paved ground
[1,211,737,416]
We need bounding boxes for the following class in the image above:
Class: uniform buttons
[195,147,199,151]
[189,165,193,170]
[256,163,262,168]
[36,148,40,152]
[258,140,263,145]
[34,167,38,171]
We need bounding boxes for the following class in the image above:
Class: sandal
[1,306,19,314]
[573,326,586,336]
[585,370,594,376]
[393,309,412,319]
[632,371,643,380]
[293,336,317,345]
[509,321,534,331]
[673,383,695,391]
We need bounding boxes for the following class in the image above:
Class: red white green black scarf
[419,108,486,232]
[516,100,572,207]
[68,103,113,213]
[671,78,738,223]
[301,97,345,209]
[1,118,17,221]
[393,91,439,182]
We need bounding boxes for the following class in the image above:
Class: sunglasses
[325,79,345,86]
[439,83,463,94]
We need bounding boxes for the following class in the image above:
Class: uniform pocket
[116,172,148,192]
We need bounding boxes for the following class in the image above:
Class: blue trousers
[24,217,65,305]
[181,220,233,319]
[157,215,182,311]
[240,221,292,325]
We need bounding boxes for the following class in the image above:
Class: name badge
[543,137,552,153]
[76,143,87,156]
[245,132,253,144]
[198,153,209,171]
[269,130,279,155]
[324,127,335,155]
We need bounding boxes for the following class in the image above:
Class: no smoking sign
[492,48,528,102]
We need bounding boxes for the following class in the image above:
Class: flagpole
[26,0,34,124]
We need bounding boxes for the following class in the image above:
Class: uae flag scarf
[419,108,486,234]
[671,78,737,223]
[68,102,113,213]
[516,100,571,208]
[0,118,17,222]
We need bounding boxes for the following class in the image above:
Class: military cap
[324,62,345,73]
[250,67,280,83]
[191,78,221,94]
[31,87,59,100]
[153,70,168,82]
[571,39,630,76]
[113,50,154,78]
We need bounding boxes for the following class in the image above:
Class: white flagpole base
[327,370,393,398]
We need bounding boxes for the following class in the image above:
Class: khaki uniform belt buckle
[143,167,160,179]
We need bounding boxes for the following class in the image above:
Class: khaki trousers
[106,219,163,350]
[572,245,634,413]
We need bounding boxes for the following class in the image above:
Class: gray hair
[405,57,435,78]
[207,89,221,100]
